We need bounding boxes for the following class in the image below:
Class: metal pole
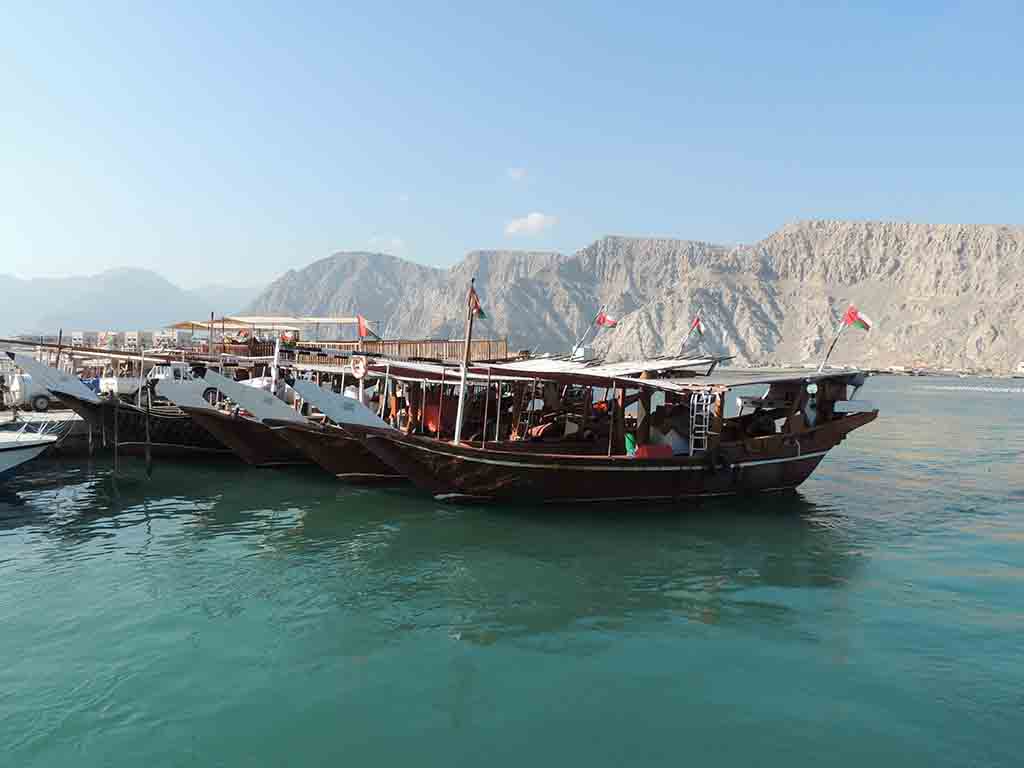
[527,378,538,431]
[144,383,152,478]
[491,380,499,442]
[420,379,426,434]
[271,337,281,400]
[113,393,120,476]
[436,369,445,439]
[818,322,846,373]
[607,386,617,457]
[379,364,391,419]
[137,346,145,407]
[481,368,491,449]
[678,309,702,356]
[570,305,603,358]
[678,326,693,356]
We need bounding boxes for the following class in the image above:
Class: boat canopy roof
[359,356,865,393]
[166,315,364,331]
[616,368,868,394]
[486,355,722,378]
[357,355,722,384]
[365,359,527,383]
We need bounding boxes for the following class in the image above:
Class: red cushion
[634,444,673,459]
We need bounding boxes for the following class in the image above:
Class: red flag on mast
[468,286,487,319]
[842,305,873,332]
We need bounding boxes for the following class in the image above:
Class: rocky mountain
[0,268,260,334]
[245,220,1024,372]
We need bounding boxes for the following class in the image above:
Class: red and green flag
[469,285,487,319]
[842,305,873,332]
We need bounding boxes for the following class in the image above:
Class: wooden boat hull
[56,393,235,459]
[264,419,404,482]
[352,411,878,503]
[179,408,310,468]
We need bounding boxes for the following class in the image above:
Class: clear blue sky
[3,1,1021,286]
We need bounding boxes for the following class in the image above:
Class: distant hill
[189,282,264,316]
[0,268,262,334]
[246,221,1024,372]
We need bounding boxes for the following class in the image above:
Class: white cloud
[504,212,557,236]
[398,193,410,203]
[369,235,406,254]
[506,167,527,181]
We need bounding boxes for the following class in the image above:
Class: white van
[2,372,53,412]
[99,361,194,397]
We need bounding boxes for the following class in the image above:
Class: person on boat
[343,384,372,407]
[402,381,423,434]
[649,407,690,455]
[746,407,777,437]
[542,381,561,413]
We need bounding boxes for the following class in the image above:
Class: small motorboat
[0,427,59,480]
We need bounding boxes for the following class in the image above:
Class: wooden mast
[452,279,476,444]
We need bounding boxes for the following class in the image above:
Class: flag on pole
[357,315,369,338]
[690,314,705,336]
[842,305,873,332]
[595,309,618,328]
[469,285,487,319]
[818,304,872,372]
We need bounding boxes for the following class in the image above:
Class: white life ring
[351,355,368,380]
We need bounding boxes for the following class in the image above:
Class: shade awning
[165,315,364,331]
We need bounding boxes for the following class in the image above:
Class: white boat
[0,428,58,480]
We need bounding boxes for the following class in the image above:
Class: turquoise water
[1,376,1021,766]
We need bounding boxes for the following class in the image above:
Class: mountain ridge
[0,268,261,334]
[246,220,1024,372]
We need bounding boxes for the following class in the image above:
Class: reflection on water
[1,457,863,645]
[1,376,1022,768]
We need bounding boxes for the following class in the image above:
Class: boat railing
[290,338,510,366]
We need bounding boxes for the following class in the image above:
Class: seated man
[650,409,691,455]
[746,407,777,437]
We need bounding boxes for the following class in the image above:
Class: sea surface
[1,376,1021,766]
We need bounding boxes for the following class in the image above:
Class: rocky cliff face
[246,221,1024,372]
